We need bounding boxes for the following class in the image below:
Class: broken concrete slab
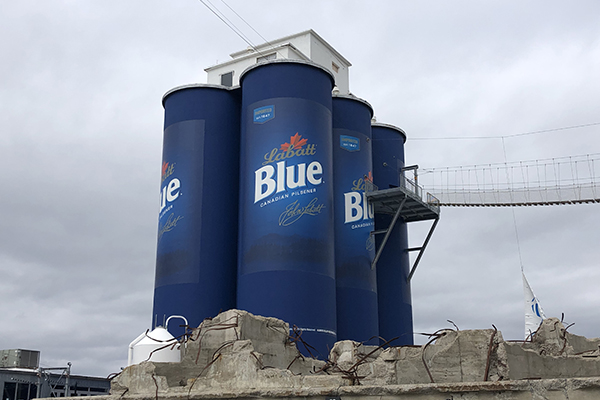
[567,331,600,356]
[504,318,600,380]
[421,328,506,383]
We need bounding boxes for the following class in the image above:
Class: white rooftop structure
[205,29,352,94]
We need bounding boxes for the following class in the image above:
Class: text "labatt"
[254,133,323,203]
[344,175,374,223]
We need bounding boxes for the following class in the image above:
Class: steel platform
[366,179,441,280]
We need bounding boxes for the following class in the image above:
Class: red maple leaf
[364,171,373,182]
[162,162,169,176]
[280,133,308,151]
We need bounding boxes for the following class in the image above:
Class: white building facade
[205,29,351,94]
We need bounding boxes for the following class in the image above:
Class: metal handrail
[364,180,379,193]
[365,171,440,211]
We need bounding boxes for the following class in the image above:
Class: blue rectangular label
[253,105,275,123]
[340,135,360,152]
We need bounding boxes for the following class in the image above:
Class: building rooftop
[204,29,351,94]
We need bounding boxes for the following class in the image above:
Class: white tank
[128,326,180,365]
[127,315,188,366]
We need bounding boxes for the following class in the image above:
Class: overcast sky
[1,1,599,378]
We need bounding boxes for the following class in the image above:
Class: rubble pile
[110,310,600,399]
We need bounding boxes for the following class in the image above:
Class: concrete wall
[96,378,600,400]
[89,312,600,400]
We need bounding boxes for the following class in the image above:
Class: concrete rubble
[102,310,600,400]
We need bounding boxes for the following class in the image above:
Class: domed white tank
[128,315,187,365]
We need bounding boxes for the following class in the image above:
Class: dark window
[16,383,30,400]
[89,387,108,393]
[220,72,233,87]
[4,382,17,400]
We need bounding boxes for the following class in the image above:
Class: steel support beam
[407,217,439,281]
[371,198,407,269]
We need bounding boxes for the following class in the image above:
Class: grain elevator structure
[152,30,440,358]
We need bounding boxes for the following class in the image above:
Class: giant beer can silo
[238,60,336,357]
[332,95,378,344]
[153,84,240,338]
[371,123,413,345]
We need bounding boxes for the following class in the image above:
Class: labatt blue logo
[344,171,374,224]
[254,133,323,203]
[158,161,183,239]
[159,162,181,213]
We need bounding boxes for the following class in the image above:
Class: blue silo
[153,84,241,338]
[332,95,378,344]
[237,60,337,357]
[371,122,413,345]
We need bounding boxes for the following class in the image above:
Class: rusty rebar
[193,314,240,364]
[250,351,264,369]
[484,325,497,381]
[447,320,460,331]
[116,388,128,399]
[106,371,122,380]
[560,322,575,355]
[151,374,159,400]
[421,335,438,383]
[348,336,398,373]
[336,337,398,385]
[286,354,306,371]
[420,329,453,383]
[288,325,319,359]
[145,339,180,363]
[187,353,223,399]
